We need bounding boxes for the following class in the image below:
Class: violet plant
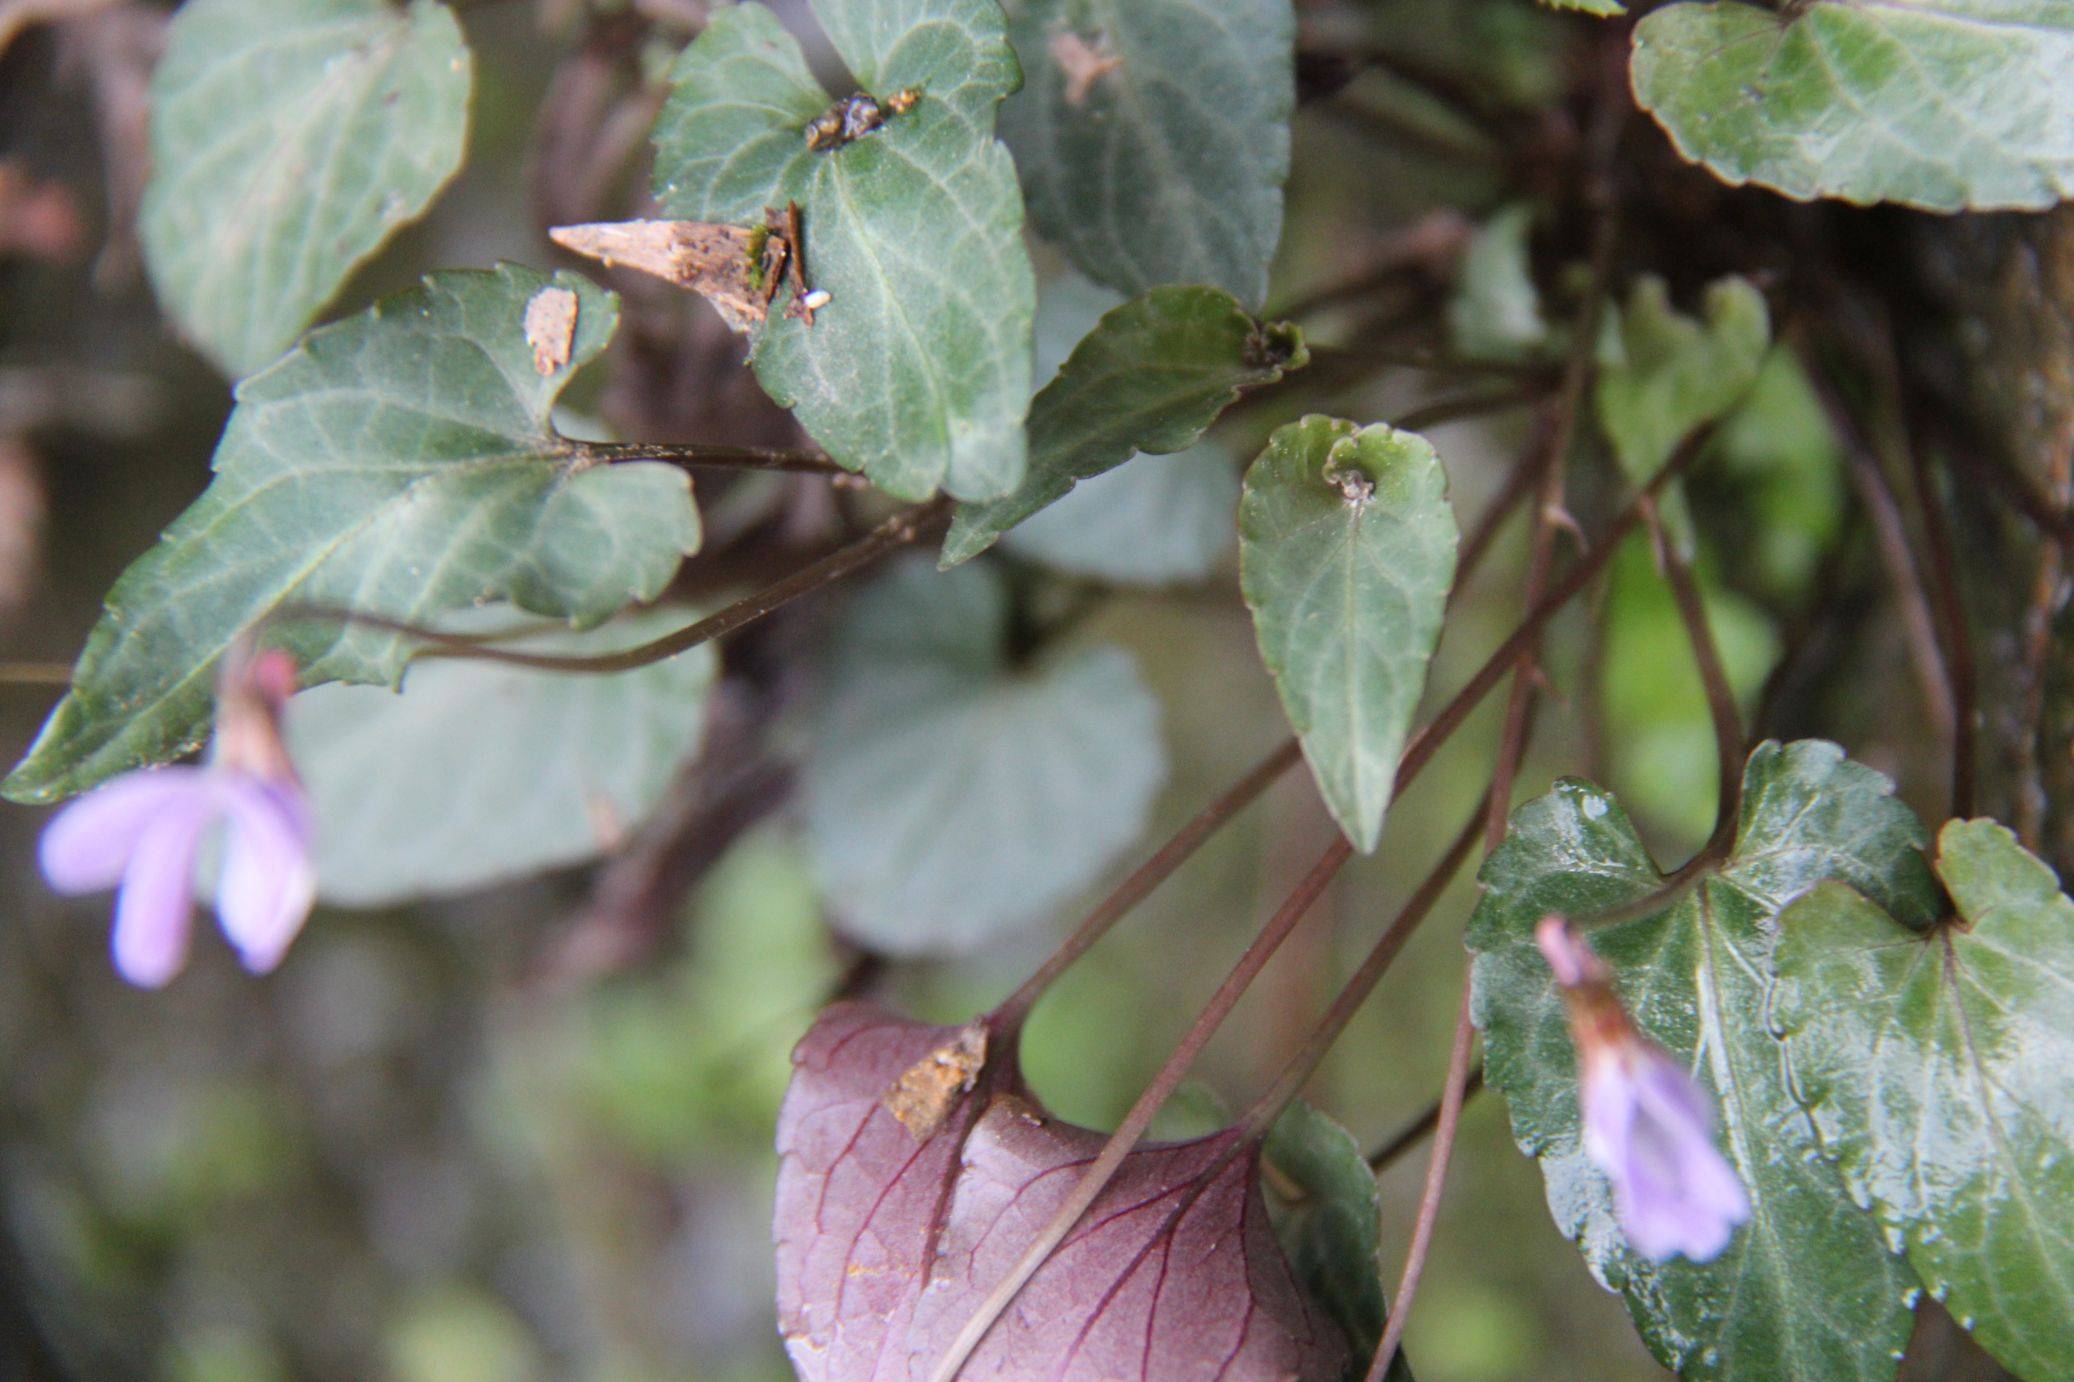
[2,0,2071,1378]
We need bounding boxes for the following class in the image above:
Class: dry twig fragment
[522,286,580,376]
[1050,29,1123,106]
[551,219,773,332]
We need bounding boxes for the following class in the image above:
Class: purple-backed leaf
[773,1002,1351,1379]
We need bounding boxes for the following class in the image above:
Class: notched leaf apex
[881,1021,989,1140]
[1245,319,1307,371]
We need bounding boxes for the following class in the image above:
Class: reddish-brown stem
[930,837,1355,1382]
[277,498,949,675]
[575,439,847,475]
[1368,1070,1486,1172]
[1369,980,1476,1380]
[989,737,1304,1036]
[1644,498,1747,853]
[1233,799,1488,1140]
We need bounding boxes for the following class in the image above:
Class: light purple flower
[38,650,314,988]
[1537,915,1751,1263]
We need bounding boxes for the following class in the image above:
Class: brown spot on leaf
[552,218,774,334]
[522,286,580,376]
[1050,29,1123,106]
[882,1021,987,1139]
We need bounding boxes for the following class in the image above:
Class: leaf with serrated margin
[942,284,1303,567]
[651,0,1034,501]
[6,266,699,805]
[800,556,1166,955]
[1633,1,2074,212]
[999,0,1294,309]
[289,607,717,905]
[141,0,471,377]
[1775,819,2074,1380]
[774,1000,1349,1378]
[1239,417,1456,853]
[1467,740,1941,1378]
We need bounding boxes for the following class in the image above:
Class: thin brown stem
[575,439,847,475]
[990,737,1304,1036]
[1644,497,1747,852]
[1903,429,1977,820]
[929,837,1355,1382]
[0,661,74,686]
[278,498,948,675]
[1368,1071,1486,1173]
[1368,980,1476,1380]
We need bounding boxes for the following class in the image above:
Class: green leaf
[1446,204,1548,363]
[1265,1101,1409,1375]
[1002,450,1238,584]
[1467,740,1941,1378]
[1546,0,1625,12]
[6,266,698,804]
[998,0,1295,308]
[941,284,1304,566]
[1714,348,1847,604]
[140,0,472,377]
[650,0,1034,501]
[1632,1,2074,212]
[1774,819,2074,1380]
[800,556,1167,955]
[287,608,718,906]
[1596,275,1770,484]
[1238,417,1457,853]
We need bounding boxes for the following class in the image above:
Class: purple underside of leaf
[773,1002,1349,1380]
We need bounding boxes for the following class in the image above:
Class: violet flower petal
[1587,1050,1750,1262]
[39,767,210,893]
[215,778,315,975]
[110,798,218,988]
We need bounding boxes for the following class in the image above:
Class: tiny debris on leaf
[881,1021,987,1139]
[521,286,579,376]
[1050,29,1124,106]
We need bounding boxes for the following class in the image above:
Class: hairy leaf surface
[774,1002,1349,1378]
[999,0,1294,308]
[651,0,1034,500]
[800,557,1165,955]
[1468,741,1939,1378]
[289,608,717,905]
[8,267,698,804]
[1239,417,1456,852]
[142,0,472,376]
[1633,1,2074,212]
[1775,820,2074,1379]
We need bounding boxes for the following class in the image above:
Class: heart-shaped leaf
[1596,276,1769,485]
[998,0,1295,308]
[1774,819,2074,1380]
[650,0,1034,501]
[141,0,472,376]
[288,608,718,906]
[800,556,1166,955]
[774,1001,1350,1378]
[1239,417,1457,852]
[942,282,1302,568]
[7,266,699,804]
[1632,1,2074,212]
[1467,741,1941,1378]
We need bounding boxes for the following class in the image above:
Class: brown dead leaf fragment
[1050,29,1123,106]
[883,1022,988,1138]
[773,1002,1350,1380]
[522,286,580,376]
[551,219,773,333]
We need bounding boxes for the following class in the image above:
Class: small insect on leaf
[881,1021,988,1140]
[550,219,775,334]
[1050,29,1124,106]
[521,286,579,376]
